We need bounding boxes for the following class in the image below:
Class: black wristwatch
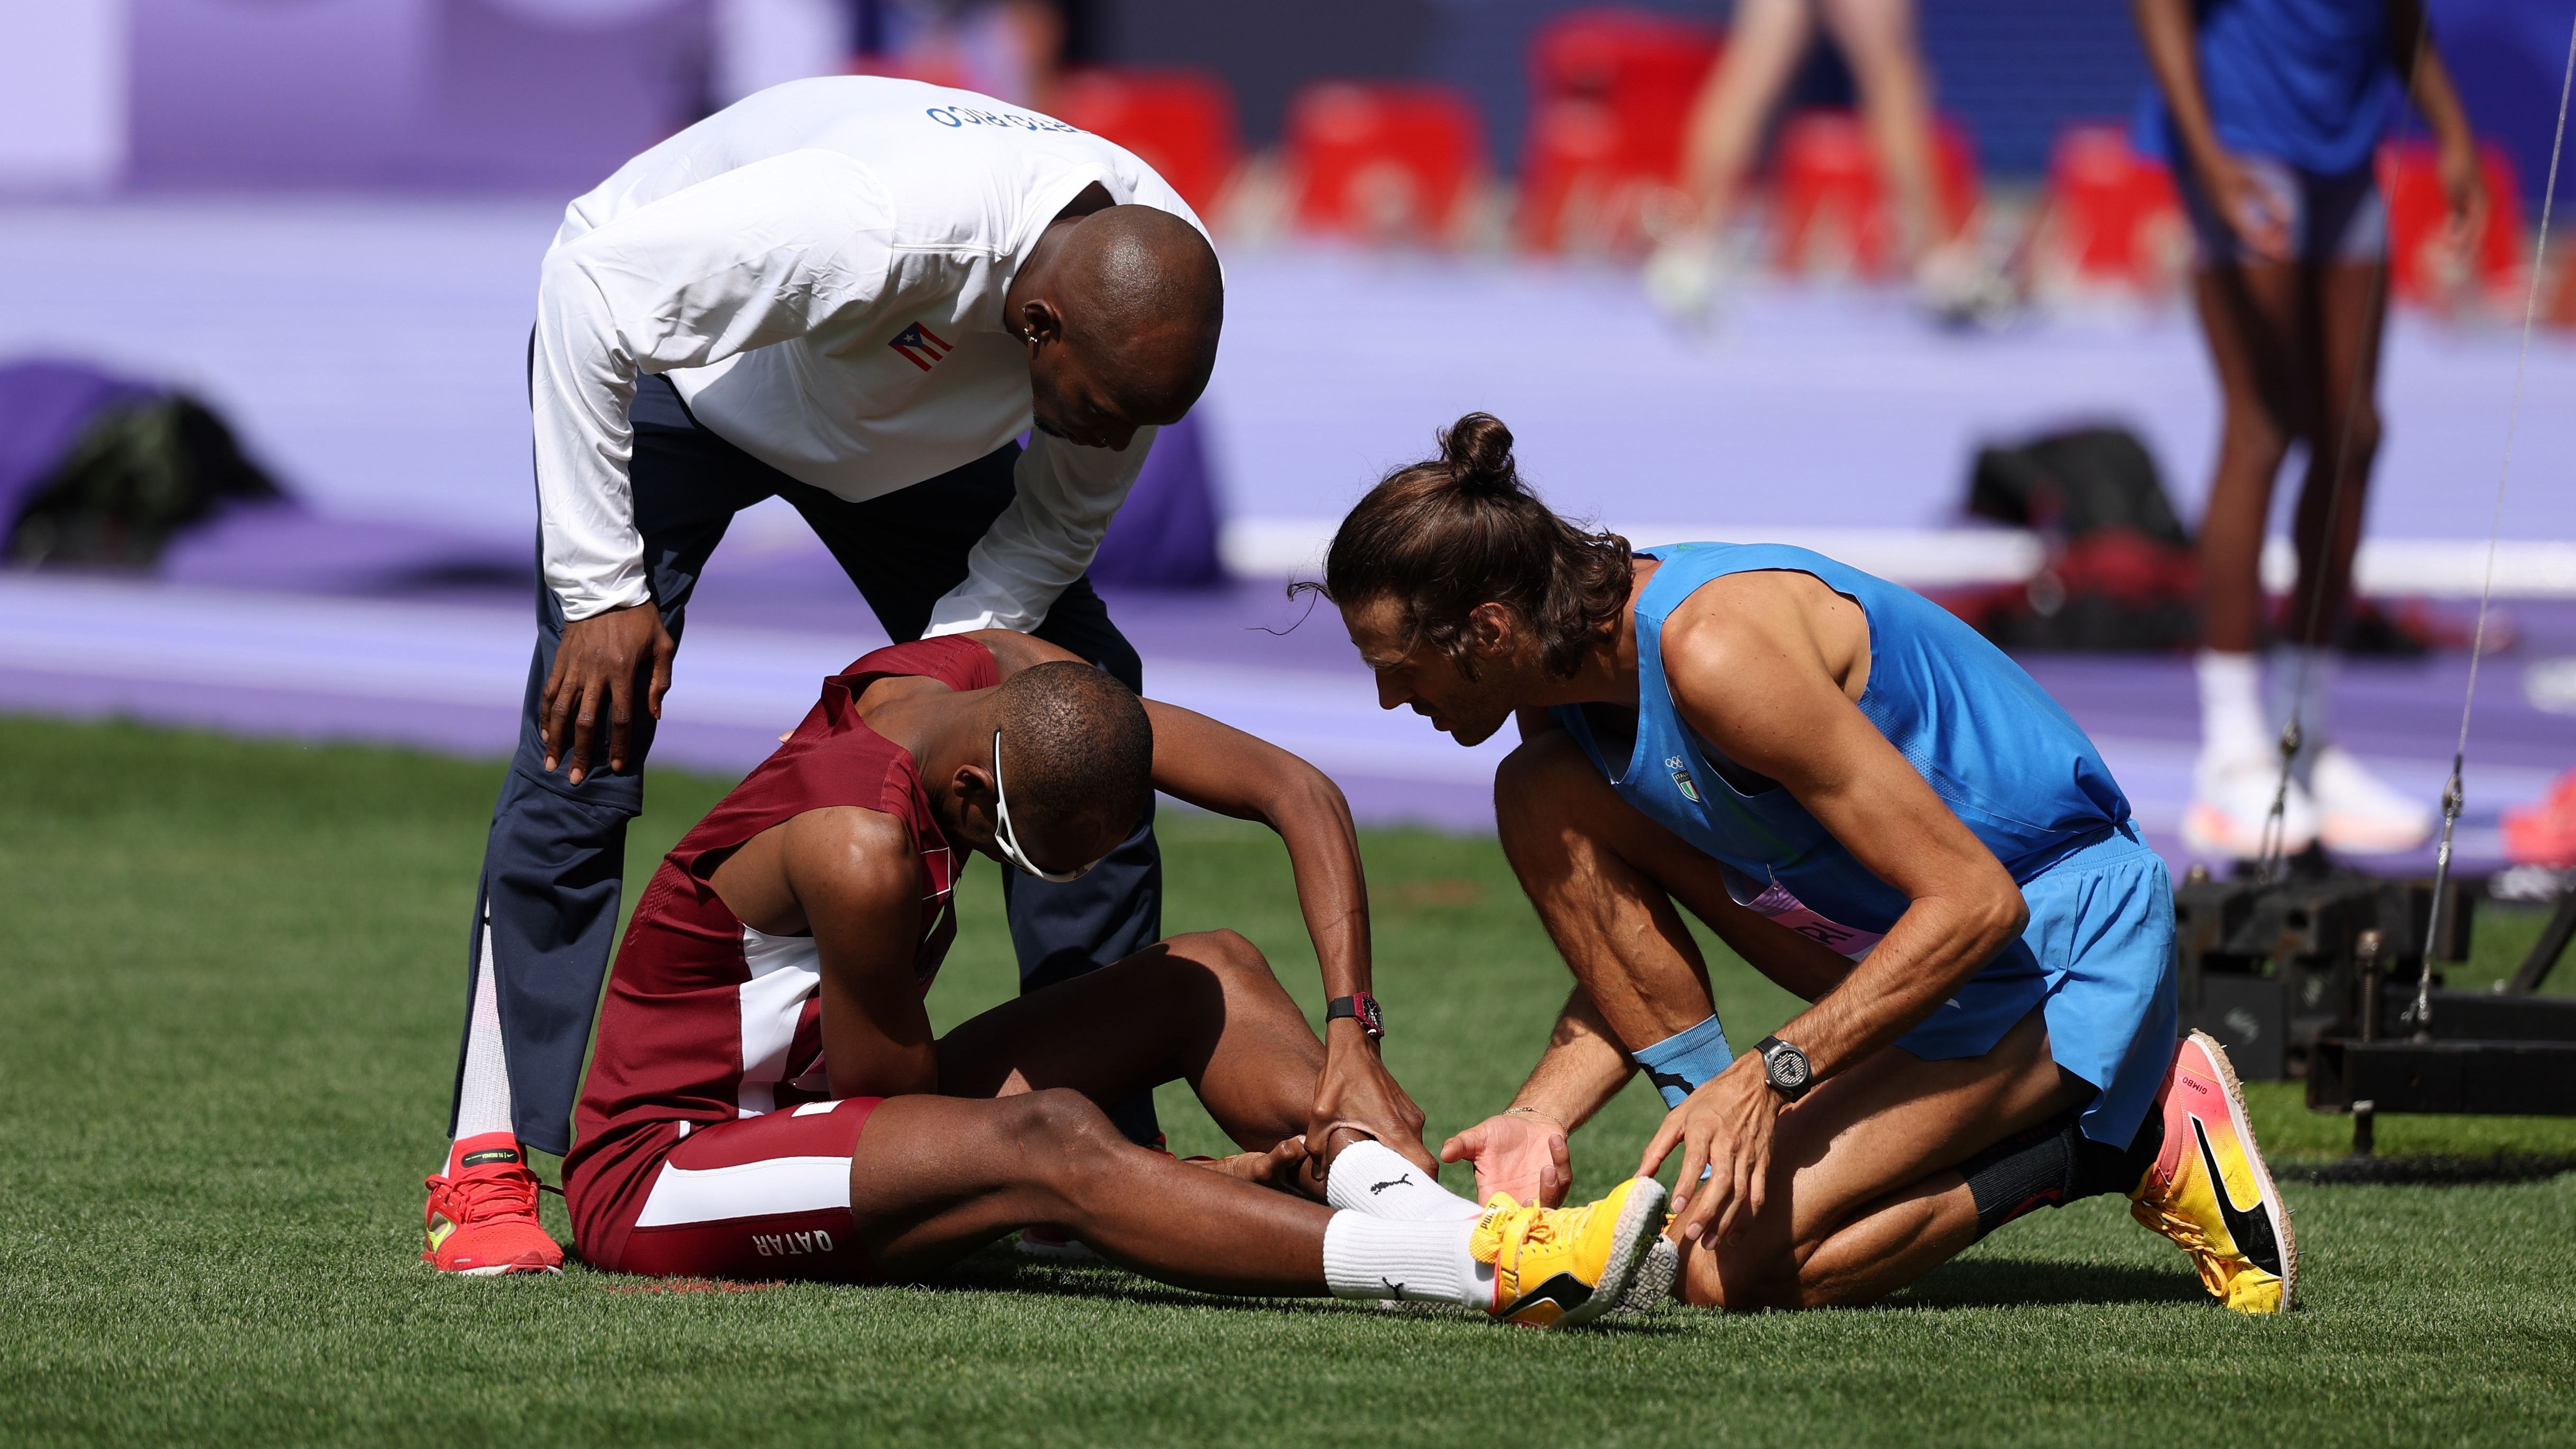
[1326,992,1385,1040]
[1754,1035,1813,1102]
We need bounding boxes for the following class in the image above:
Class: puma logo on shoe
[1369,1174,1416,1195]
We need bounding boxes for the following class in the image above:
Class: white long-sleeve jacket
[532,76,1209,629]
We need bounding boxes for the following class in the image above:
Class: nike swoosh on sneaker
[1499,1272,1595,1319]
[2192,1118,2284,1276]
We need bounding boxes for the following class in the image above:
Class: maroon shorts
[570,1098,885,1280]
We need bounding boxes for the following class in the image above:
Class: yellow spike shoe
[2129,1031,2298,1313]
[1471,1176,1670,1329]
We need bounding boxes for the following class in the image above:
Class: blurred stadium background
[3,0,2573,869]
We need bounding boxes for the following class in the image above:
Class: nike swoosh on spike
[1498,1271,1595,1320]
[2191,1117,2284,1276]
[1644,1067,1693,1098]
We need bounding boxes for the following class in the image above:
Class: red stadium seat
[1049,69,1241,217]
[1286,82,1488,243]
[1772,109,1978,277]
[2040,123,2184,289]
[1518,7,1722,254]
[2379,140,2526,311]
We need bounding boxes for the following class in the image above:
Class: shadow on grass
[892,1248,1712,1334]
[1883,1258,2206,1311]
[2278,1153,2575,1186]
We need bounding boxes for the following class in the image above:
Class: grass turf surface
[3,713,2573,1446]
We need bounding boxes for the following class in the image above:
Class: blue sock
[1633,1015,1734,1110]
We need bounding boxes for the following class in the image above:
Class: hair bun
[1439,412,1518,496]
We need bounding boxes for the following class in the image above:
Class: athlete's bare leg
[843,929,1343,1290]
[1679,0,1815,233]
[934,927,1321,1150]
[2283,260,2385,650]
[1674,1010,2088,1308]
[846,1090,1338,1293]
[1495,734,2090,1308]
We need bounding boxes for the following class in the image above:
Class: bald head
[1058,206,1223,418]
[1013,204,1222,445]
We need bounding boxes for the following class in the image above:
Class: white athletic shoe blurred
[2184,748,2317,860]
[1644,237,1732,327]
[1914,242,2021,330]
[2309,746,2434,854]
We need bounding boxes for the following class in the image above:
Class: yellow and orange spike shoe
[422,1132,563,1276]
[2129,1032,2296,1313]
[1470,1175,1669,1330]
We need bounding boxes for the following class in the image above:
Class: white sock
[1320,1211,1494,1308]
[1325,1139,1484,1222]
[2196,650,2270,765]
[452,922,515,1144]
[2266,644,2337,777]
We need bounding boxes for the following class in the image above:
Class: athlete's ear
[1462,601,1518,659]
[1015,298,1067,350]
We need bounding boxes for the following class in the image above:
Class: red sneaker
[2503,768,2576,867]
[422,1132,564,1276]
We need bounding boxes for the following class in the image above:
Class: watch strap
[1754,1034,1812,1101]
[1325,993,1385,1039]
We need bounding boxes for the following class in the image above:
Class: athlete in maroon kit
[546,630,1690,1313]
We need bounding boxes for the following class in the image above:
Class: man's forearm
[1273,776,1374,1002]
[2393,6,2475,153]
[1769,890,2022,1083]
[924,426,1155,636]
[1508,990,1637,1131]
[2132,0,2226,175]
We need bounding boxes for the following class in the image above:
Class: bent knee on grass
[1163,927,1275,983]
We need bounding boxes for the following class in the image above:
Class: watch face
[1357,993,1385,1036]
[1770,1046,1810,1089]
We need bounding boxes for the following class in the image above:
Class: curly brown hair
[1294,413,1633,681]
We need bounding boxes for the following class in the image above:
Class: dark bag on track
[6,393,282,569]
[1942,426,2201,651]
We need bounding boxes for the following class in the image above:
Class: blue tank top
[1550,544,2130,949]
[2134,0,2398,177]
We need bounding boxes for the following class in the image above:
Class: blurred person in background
[855,0,1071,112]
[1646,0,1976,319]
[421,75,1429,1277]
[2135,0,2484,860]
[714,0,1072,110]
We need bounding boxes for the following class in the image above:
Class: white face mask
[989,729,1100,883]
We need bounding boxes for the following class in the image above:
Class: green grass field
[4,714,2573,1447]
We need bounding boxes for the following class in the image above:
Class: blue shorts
[1896,822,2177,1150]
[2175,155,2387,267]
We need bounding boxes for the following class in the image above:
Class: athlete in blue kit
[1305,413,2298,1314]
[2134,0,2485,858]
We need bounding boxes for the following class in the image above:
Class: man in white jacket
[424,77,1428,1276]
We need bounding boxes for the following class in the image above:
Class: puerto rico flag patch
[888,321,955,372]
